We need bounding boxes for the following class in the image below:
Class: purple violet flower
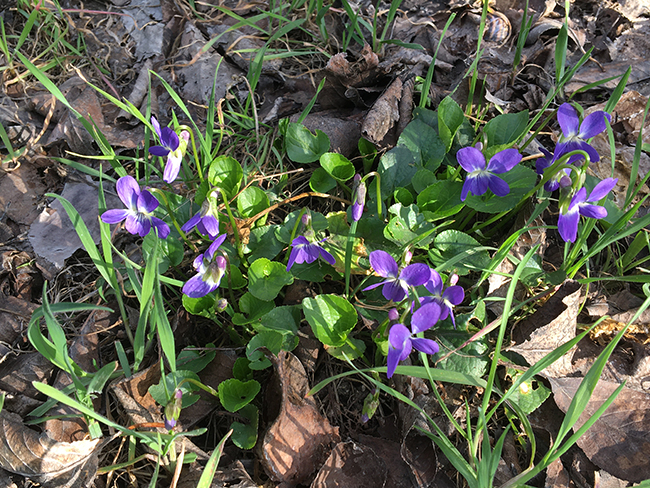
[351,174,366,222]
[557,178,618,243]
[149,116,189,183]
[363,250,430,302]
[387,302,441,378]
[421,269,464,327]
[286,236,336,271]
[182,234,228,298]
[101,176,170,238]
[457,146,522,201]
[535,146,573,192]
[182,190,220,239]
[555,103,611,164]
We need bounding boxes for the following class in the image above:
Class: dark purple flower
[101,176,170,238]
[286,236,336,271]
[535,146,573,192]
[149,116,189,183]
[363,250,430,302]
[182,190,220,239]
[557,178,617,243]
[387,302,441,378]
[182,235,228,298]
[555,103,611,164]
[457,146,522,201]
[351,174,366,222]
[421,269,464,327]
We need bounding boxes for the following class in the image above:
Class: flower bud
[217,298,228,312]
[388,308,399,322]
[164,389,183,431]
[352,174,366,222]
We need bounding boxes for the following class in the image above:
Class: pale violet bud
[352,174,366,222]
[217,298,228,312]
[388,308,399,322]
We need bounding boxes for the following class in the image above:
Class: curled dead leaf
[0,410,100,487]
[260,351,340,486]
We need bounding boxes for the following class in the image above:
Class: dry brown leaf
[548,377,650,483]
[291,111,362,159]
[544,458,573,488]
[361,77,403,146]
[310,440,388,488]
[0,410,100,486]
[357,434,415,488]
[507,280,581,377]
[260,351,340,486]
[29,178,121,270]
[0,163,47,226]
[325,44,379,88]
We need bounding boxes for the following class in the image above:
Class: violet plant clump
[31,63,643,487]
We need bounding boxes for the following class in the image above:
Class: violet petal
[587,178,617,202]
[457,146,486,173]
[487,174,510,197]
[578,204,607,220]
[101,209,129,224]
[411,302,441,334]
[411,337,439,356]
[369,250,399,279]
[151,217,170,239]
[558,208,580,243]
[579,111,611,139]
[557,103,580,138]
[183,274,214,298]
[116,176,140,209]
[181,212,201,232]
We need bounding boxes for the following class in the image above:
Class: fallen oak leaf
[548,377,650,483]
[0,410,101,485]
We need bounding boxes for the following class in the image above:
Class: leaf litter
[3,0,650,486]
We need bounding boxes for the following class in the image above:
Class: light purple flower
[555,103,611,164]
[149,116,189,183]
[421,270,464,327]
[363,250,430,302]
[557,178,618,243]
[535,146,573,192]
[182,234,228,298]
[351,174,366,222]
[101,176,170,238]
[286,236,336,271]
[182,191,220,239]
[387,302,441,378]
[457,146,522,201]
